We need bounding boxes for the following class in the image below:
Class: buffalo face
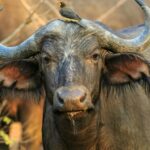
[40,24,103,134]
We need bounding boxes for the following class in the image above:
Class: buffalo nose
[53,85,92,112]
[57,86,86,105]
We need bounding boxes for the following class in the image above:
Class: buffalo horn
[80,0,150,52]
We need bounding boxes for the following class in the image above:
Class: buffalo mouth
[67,110,85,118]
[54,108,94,119]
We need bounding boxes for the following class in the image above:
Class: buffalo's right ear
[103,53,150,84]
[0,59,43,100]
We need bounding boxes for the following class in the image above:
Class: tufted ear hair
[103,53,150,84]
[0,59,43,101]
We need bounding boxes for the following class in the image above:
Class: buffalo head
[1,0,150,149]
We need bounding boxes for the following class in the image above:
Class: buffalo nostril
[80,93,87,103]
[57,93,64,104]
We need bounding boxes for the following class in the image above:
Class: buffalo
[1,0,150,149]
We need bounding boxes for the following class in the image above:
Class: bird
[59,2,81,22]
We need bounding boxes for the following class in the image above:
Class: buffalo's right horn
[0,35,39,60]
[0,20,64,60]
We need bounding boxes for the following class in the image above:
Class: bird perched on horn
[59,1,81,22]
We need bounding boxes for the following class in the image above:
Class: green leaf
[2,117,12,125]
[0,130,12,145]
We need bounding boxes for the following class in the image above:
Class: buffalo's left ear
[103,53,150,84]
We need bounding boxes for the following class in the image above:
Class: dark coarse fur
[99,80,150,150]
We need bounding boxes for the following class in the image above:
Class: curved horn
[80,0,150,52]
[0,20,64,60]
[0,35,39,60]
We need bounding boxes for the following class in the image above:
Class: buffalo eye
[91,50,100,62]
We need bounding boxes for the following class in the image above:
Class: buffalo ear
[0,60,43,100]
[103,53,150,84]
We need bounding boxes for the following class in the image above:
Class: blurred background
[0,0,150,149]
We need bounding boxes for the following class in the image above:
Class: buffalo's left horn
[80,0,150,52]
